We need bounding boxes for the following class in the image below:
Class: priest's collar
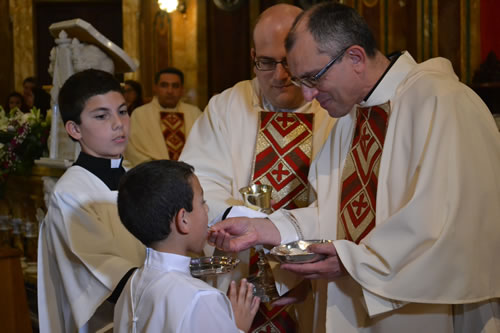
[152,96,179,112]
[73,151,125,191]
[360,51,418,107]
[361,51,402,103]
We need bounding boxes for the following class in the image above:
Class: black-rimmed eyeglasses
[254,58,288,71]
[291,47,350,88]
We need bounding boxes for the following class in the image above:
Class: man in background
[22,76,51,116]
[125,67,201,166]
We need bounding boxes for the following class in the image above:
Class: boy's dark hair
[154,67,184,85]
[117,160,195,247]
[58,69,122,125]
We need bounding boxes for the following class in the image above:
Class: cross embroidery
[352,193,368,216]
[361,126,371,144]
[337,103,390,244]
[276,113,293,128]
[272,163,290,182]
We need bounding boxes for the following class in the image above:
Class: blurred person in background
[123,80,143,115]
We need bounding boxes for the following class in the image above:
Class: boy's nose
[112,114,124,129]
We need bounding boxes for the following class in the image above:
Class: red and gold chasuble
[251,111,314,210]
[250,111,314,333]
[160,111,185,160]
[338,103,390,243]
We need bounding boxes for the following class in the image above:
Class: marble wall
[170,0,204,108]
[122,0,141,82]
[122,0,204,108]
[2,0,486,110]
[9,0,35,93]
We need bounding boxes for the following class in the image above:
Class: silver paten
[271,240,333,264]
[190,256,240,277]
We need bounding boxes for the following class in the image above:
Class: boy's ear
[65,121,82,141]
[174,208,189,235]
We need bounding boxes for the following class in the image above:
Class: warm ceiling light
[158,0,178,13]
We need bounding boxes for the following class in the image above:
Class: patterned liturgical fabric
[249,111,314,333]
[338,103,390,243]
[252,111,314,210]
[160,111,185,160]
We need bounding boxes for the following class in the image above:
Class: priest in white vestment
[209,3,500,333]
[125,67,202,166]
[180,5,335,333]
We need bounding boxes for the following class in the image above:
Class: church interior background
[0,0,499,332]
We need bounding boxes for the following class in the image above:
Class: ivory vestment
[114,248,242,333]
[125,97,202,167]
[180,78,336,332]
[269,52,500,332]
[180,78,335,222]
[38,163,145,333]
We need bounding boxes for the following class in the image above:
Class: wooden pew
[0,247,32,333]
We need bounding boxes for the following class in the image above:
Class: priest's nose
[301,86,318,102]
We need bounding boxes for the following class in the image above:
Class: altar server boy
[114,160,260,332]
[38,69,146,333]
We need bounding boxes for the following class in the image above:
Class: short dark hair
[117,160,195,247]
[58,69,122,125]
[286,2,377,58]
[124,80,143,99]
[124,80,143,106]
[23,77,37,87]
[154,67,184,85]
[5,91,25,110]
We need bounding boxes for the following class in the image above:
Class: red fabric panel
[481,0,500,61]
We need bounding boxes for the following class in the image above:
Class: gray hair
[286,2,377,58]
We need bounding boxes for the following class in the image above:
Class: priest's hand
[208,217,281,252]
[280,242,346,280]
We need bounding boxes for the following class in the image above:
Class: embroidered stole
[338,103,390,243]
[160,111,185,160]
[249,111,314,333]
[251,111,314,210]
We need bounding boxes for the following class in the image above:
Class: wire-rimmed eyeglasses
[291,47,350,88]
[254,58,288,71]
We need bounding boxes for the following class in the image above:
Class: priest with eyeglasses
[180,4,335,333]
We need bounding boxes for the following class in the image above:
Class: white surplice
[268,52,500,332]
[38,166,146,333]
[125,97,202,167]
[179,78,336,332]
[114,248,242,333]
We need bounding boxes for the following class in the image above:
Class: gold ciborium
[239,184,279,302]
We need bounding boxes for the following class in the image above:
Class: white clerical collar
[361,51,417,107]
[110,158,122,168]
[145,248,192,275]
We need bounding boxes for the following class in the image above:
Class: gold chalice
[239,184,279,302]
